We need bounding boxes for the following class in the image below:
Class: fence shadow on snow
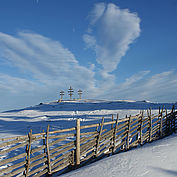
[0,106,177,176]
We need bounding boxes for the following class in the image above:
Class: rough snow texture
[60,134,177,177]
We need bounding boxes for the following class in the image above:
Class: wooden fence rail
[0,106,177,177]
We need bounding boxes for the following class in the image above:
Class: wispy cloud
[0,31,96,90]
[83,3,141,79]
[102,70,177,102]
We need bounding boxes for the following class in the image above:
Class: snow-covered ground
[0,99,176,176]
[60,134,177,177]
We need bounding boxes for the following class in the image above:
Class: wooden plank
[0,138,27,148]
[0,141,28,155]
[50,144,74,159]
[50,151,71,166]
[99,135,112,147]
[116,124,128,134]
[51,157,69,171]
[0,160,26,174]
[0,152,26,166]
[48,133,75,139]
[98,140,112,152]
[80,138,97,153]
[152,124,160,132]
[130,123,140,133]
[48,137,66,146]
[129,139,139,148]
[49,127,76,134]
[130,117,141,126]
[51,160,70,174]
[80,131,98,136]
[49,141,75,154]
[0,135,28,141]
[152,119,160,126]
[33,168,48,177]
[100,129,114,141]
[76,119,80,166]
[80,118,130,130]
[97,144,112,157]
[115,140,126,150]
[30,157,47,169]
[80,133,99,144]
[80,151,95,162]
[116,121,129,131]
[31,145,46,154]
[129,130,139,139]
[28,164,48,176]
[116,130,128,140]
[3,166,25,177]
[30,152,47,163]
[81,123,100,130]
[81,146,95,157]
[152,127,160,136]
[143,122,150,130]
[116,132,128,143]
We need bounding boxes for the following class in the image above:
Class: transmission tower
[78,89,83,100]
[68,86,74,100]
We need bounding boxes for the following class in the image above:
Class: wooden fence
[0,106,177,177]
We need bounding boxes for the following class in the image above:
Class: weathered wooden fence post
[140,111,144,145]
[165,109,168,135]
[113,114,119,153]
[159,107,163,138]
[96,117,104,157]
[149,109,152,142]
[25,129,32,177]
[172,105,175,133]
[46,125,52,175]
[126,115,131,150]
[76,119,80,166]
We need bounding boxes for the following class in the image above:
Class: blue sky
[0,0,177,111]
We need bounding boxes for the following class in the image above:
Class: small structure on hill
[68,86,74,100]
[78,89,83,99]
[59,90,64,101]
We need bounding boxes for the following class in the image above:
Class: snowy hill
[0,99,176,177]
[0,99,176,138]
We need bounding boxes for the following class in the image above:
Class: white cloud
[101,70,177,103]
[83,3,141,77]
[0,31,100,110]
[0,32,96,90]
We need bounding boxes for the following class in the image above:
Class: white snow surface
[0,99,176,176]
[60,134,177,177]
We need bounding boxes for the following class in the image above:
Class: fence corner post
[76,119,80,167]
[25,129,32,177]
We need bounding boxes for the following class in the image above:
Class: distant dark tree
[78,89,83,99]
[68,86,74,100]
